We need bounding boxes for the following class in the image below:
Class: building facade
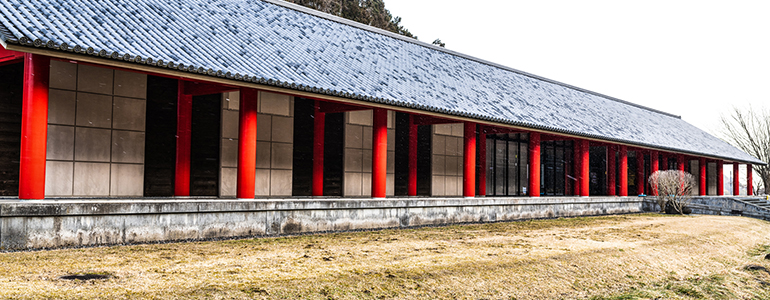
[0,0,763,249]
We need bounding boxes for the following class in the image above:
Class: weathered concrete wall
[0,197,642,250]
[642,196,770,221]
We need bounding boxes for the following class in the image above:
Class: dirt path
[1,214,769,299]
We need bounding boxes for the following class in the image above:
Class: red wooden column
[19,54,50,200]
[677,154,685,172]
[733,163,740,196]
[371,108,388,198]
[312,101,325,196]
[748,164,753,196]
[477,125,486,196]
[607,145,616,196]
[463,122,477,198]
[619,146,628,197]
[407,116,418,196]
[174,81,193,197]
[650,150,659,195]
[579,140,590,197]
[636,151,645,196]
[528,132,541,197]
[236,88,258,199]
[699,158,706,196]
[717,160,724,196]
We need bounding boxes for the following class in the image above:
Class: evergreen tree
[285,0,417,39]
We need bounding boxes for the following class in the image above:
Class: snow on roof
[0,0,762,164]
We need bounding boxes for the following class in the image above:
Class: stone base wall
[642,196,770,220]
[0,197,642,250]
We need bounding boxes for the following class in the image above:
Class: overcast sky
[384,0,770,136]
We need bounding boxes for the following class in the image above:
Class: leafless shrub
[648,170,696,214]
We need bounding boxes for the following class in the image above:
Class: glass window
[495,140,507,196]
[507,140,519,195]
[519,142,528,195]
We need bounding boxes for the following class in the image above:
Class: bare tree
[721,106,770,195]
[648,170,696,214]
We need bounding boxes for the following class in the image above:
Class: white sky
[384,0,770,136]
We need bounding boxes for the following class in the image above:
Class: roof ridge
[262,0,682,120]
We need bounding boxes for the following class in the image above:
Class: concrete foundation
[0,196,642,250]
[643,196,770,221]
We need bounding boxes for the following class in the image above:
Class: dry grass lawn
[1,214,770,299]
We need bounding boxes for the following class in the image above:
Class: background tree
[720,106,770,195]
[285,0,416,38]
[432,39,446,47]
[648,170,696,214]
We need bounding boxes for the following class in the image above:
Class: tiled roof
[0,0,762,164]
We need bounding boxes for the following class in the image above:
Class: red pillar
[748,164,753,196]
[733,163,740,196]
[477,125,486,196]
[19,54,50,200]
[637,151,645,196]
[619,146,628,197]
[174,81,192,197]
[650,150,659,195]
[699,158,706,196]
[312,101,325,196]
[717,160,724,196]
[237,88,258,199]
[371,108,388,198]
[580,140,590,197]
[607,145,616,196]
[407,116,418,196]
[463,122,477,198]
[528,132,541,197]
[677,154,685,172]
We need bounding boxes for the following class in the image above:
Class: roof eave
[4,43,764,166]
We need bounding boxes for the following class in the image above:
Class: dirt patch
[0,214,768,299]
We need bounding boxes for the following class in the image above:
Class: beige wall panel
[221,139,238,168]
[345,124,363,149]
[45,161,73,196]
[434,124,452,136]
[446,176,459,196]
[386,174,395,196]
[75,127,111,162]
[344,148,363,173]
[48,89,76,125]
[256,114,271,141]
[271,116,293,143]
[112,97,146,131]
[73,162,110,196]
[220,167,237,197]
[110,164,144,196]
[259,92,291,116]
[347,110,372,126]
[387,128,395,151]
[255,141,271,169]
[432,155,445,175]
[446,156,459,176]
[47,125,74,161]
[49,60,77,90]
[113,70,147,99]
[76,92,112,128]
[446,136,458,156]
[362,150,372,173]
[270,169,293,196]
[451,123,464,137]
[344,172,362,196]
[111,130,145,164]
[432,135,445,155]
[77,64,113,95]
[221,110,240,139]
[362,173,371,196]
[432,176,445,196]
[225,91,240,110]
[255,168,271,196]
[387,151,395,173]
[271,143,293,170]
[362,128,372,150]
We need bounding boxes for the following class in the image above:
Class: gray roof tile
[0,0,762,164]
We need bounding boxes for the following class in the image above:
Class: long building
[0,0,762,249]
